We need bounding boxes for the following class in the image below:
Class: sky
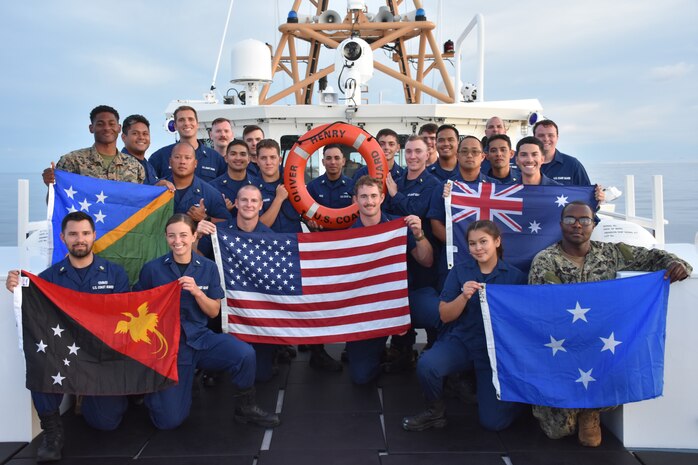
[1,0,697,174]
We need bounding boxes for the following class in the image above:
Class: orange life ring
[284,122,388,229]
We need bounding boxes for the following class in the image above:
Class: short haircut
[237,184,263,201]
[165,213,196,234]
[256,138,280,155]
[533,119,558,136]
[170,141,196,157]
[226,139,249,153]
[436,124,459,140]
[418,123,438,135]
[376,128,399,141]
[211,117,232,128]
[405,134,428,147]
[90,105,119,123]
[243,125,264,138]
[122,114,150,134]
[487,134,512,149]
[458,135,483,150]
[61,211,95,233]
[323,143,344,155]
[173,105,198,122]
[560,200,594,220]
[515,136,544,153]
[353,175,382,195]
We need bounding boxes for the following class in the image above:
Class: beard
[68,244,92,258]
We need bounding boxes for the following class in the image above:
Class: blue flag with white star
[447,183,597,271]
[49,171,173,284]
[480,271,670,408]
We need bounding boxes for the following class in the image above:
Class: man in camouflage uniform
[528,200,692,447]
[43,105,145,185]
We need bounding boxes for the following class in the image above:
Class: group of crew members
[7,104,691,462]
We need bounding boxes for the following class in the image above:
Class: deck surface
[2,345,696,465]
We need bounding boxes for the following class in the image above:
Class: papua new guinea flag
[49,170,173,284]
[17,271,181,395]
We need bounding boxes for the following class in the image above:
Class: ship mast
[259,0,456,105]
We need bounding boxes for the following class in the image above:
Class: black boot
[309,345,343,372]
[382,345,415,373]
[233,387,281,428]
[37,411,64,462]
[402,400,447,431]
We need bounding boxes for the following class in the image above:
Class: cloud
[648,62,694,81]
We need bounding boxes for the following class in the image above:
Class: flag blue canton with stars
[220,232,302,295]
[479,271,670,409]
[448,183,597,272]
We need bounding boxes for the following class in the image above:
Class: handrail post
[17,179,29,270]
[651,175,665,244]
[454,14,484,104]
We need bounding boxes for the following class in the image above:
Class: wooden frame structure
[259,0,457,105]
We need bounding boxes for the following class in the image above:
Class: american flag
[212,219,411,344]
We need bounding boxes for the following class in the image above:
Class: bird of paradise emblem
[115,302,169,358]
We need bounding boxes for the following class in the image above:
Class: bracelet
[415,230,426,241]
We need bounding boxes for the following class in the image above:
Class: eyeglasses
[458,149,483,157]
[562,216,594,226]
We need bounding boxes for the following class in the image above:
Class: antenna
[208,0,236,99]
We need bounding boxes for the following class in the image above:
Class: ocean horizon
[1,161,696,247]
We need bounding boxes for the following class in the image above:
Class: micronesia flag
[479,271,670,408]
[212,219,411,344]
[446,183,597,271]
[49,171,173,284]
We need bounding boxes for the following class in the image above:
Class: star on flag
[567,301,590,323]
[555,194,569,207]
[575,368,596,389]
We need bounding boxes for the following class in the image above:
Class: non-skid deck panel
[268,411,386,451]
[383,411,505,454]
[380,452,506,465]
[497,411,626,453]
[6,344,697,464]
[0,443,25,464]
[282,381,381,413]
[508,450,643,464]
[13,406,155,460]
[258,449,382,465]
[634,450,698,465]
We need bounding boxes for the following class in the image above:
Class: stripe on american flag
[217,219,412,344]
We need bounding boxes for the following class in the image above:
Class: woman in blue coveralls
[134,213,280,429]
[402,220,526,432]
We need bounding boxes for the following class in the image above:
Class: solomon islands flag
[479,271,670,408]
[16,272,181,395]
[212,219,411,344]
[49,171,173,284]
[446,183,597,271]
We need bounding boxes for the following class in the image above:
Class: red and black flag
[17,272,181,395]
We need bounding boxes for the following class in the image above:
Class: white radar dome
[230,39,272,83]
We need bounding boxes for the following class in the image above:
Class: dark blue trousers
[33,330,256,431]
[417,336,523,431]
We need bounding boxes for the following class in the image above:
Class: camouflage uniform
[528,240,692,439]
[56,145,145,184]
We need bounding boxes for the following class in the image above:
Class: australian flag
[446,183,597,271]
[479,271,670,408]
